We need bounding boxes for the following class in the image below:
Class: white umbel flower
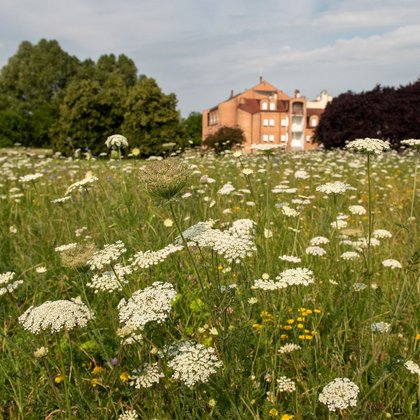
[130,244,183,269]
[0,271,24,296]
[87,240,126,270]
[316,181,351,195]
[405,360,420,376]
[349,205,366,215]
[65,176,98,196]
[105,134,128,149]
[401,139,420,148]
[373,229,392,239]
[277,376,296,393]
[310,236,330,246]
[118,410,138,420]
[319,378,359,412]
[306,246,327,256]
[168,342,222,387]
[382,259,402,269]
[346,138,390,154]
[19,173,43,183]
[19,298,94,334]
[118,281,176,330]
[278,343,301,354]
[371,322,391,333]
[130,362,164,388]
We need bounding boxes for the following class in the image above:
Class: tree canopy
[0,39,193,156]
[316,80,420,149]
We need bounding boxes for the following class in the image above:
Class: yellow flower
[282,325,293,331]
[218,264,223,270]
[286,319,294,324]
[280,334,288,340]
[297,317,304,322]
[416,334,420,340]
[252,323,263,331]
[131,147,140,156]
[305,335,313,340]
[91,366,103,375]
[298,335,305,340]
[120,372,131,382]
[297,323,304,329]
[90,378,100,387]
[163,218,174,227]
[314,309,321,314]
[269,408,279,417]
[54,374,64,384]
[281,415,294,420]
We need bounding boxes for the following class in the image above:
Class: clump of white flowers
[19,173,43,183]
[316,181,352,195]
[404,360,420,376]
[87,240,126,270]
[341,251,360,261]
[277,376,296,393]
[371,322,391,333]
[401,139,420,149]
[65,176,99,196]
[349,205,366,215]
[253,268,314,291]
[372,229,392,239]
[319,378,359,412]
[346,138,390,154]
[279,255,301,264]
[130,244,183,269]
[278,343,301,354]
[118,281,176,330]
[310,236,330,246]
[55,242,78,253]
[19,298,94,334]
[105,134,128,149]
[167,342,222,387]
[306,246,327,256]
[0,271,24,296]
[118,410,138,420]
[382,259,402,269]
[130,362,164,388]
[87,265,132,293]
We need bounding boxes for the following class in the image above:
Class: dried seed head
[140,158,190,204]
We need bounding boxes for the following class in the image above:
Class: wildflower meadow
[0,139,419,419]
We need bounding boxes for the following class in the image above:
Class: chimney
[230,89,234,98]
[259,75,263,83]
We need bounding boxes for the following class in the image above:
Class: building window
[269,134,275,142]
[261,102,268,110]
[269,119,275,127]
[269,102,276,110]
[263,119,268,127]
[262,134,269,142]
[306,135,312,142]
[281,134,286,142]
[311,117,317,127]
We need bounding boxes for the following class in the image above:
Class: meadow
[0,142,419,419]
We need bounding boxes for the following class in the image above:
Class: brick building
[202,79,332,151]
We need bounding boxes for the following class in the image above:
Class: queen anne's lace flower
[118,281,176,330]
[105,134,128,149]
[341,251,360,260]
[382,259,402,269]
[405,360,420,376]
[306,246,326,256]
[346,138,390,154]
[167,342,222,387]
[218,183,235,195]
[278,343,301,354]
[87,264,132,293]
[319,378,359,412]
[130,244,183,269]
[130,363,164,388]
[316,181,351,195]
[310,236,330,246]
[87,240,126,270]
[0,271,24,296]
[373,229,392,239]
[118,410,138,420]
[279,255,301,263]
[401,139,420,148]
[19,298,94,334]
[65,176,98,196]
[371,322,391,333]
[19,173,43,183]
[277,376,296,393]
[349,205,366,215]
[253,268,314,290]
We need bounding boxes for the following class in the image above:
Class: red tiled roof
[306,108,324,116]
[277,100,289,112]
[238,99,260,114]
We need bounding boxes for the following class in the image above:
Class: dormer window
[311,117,318,127]
[269,102,276,111]
[261,101,268,110]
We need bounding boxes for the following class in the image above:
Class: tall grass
[0,148,418,419]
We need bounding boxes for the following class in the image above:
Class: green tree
[0,39,80,147]
[182,111,202,147]
[52,75,127,155]
[204,126,245,154]
[122,76,184,157]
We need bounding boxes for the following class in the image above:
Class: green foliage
[0,149,419,418]
[51,75,127,155]
[182,111,202,147]
[122,76,185,157]
[316,79,420,148]
[204,126,245,154]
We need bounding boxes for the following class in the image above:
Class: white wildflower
[65,176,98,196]
[168,342,222,387]
[19,173,43,183]
[371,322,391,333]
[373,229,392,239]
[105,134,128,149]
[382,259,402,269]
[349,205,366,215]
[341,251,360,261]
[19,298,94,334]
[278,343,301,354]
[277,376,296,393]
[319,378,359,412]
[130,244,183,269]
[279,255,301,263]
[118,281,176,330]
[55,243,77,253]
[346,138,390,154]
[87,240,126,270]
[118,410,138,420]
[130,363,164,388]
[405,360,420,376]
[306,246,327,256]
[310,236,329,246]
[316,181,351,195]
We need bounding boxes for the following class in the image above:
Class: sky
[1,0,420,117]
